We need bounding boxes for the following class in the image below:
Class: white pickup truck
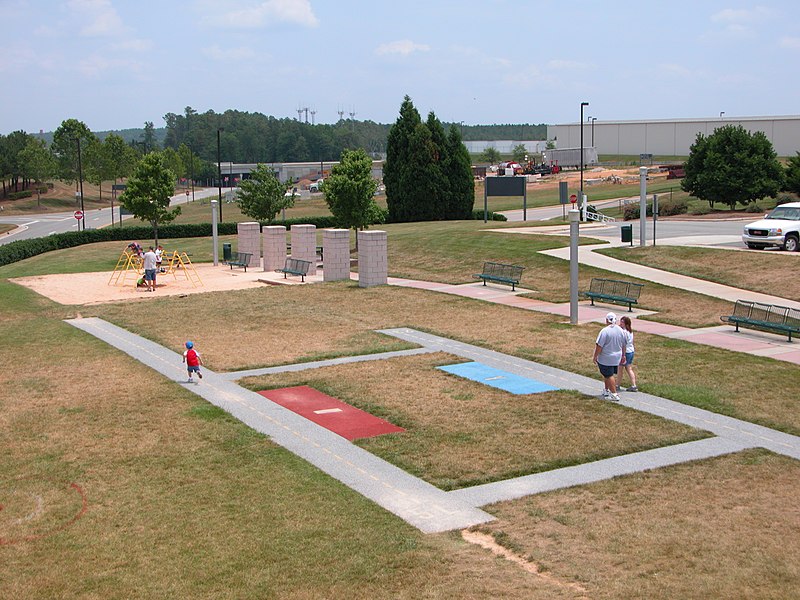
[309,179,324,193]
[742,201,800,251]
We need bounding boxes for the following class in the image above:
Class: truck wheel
[784,235,800,252]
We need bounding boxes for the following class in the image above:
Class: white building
[547,115,800,158]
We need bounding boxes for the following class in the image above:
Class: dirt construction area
[11,262,321,305]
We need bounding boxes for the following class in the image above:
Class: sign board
[559,181,569,204]
[570,194,577,204]
[639,153,653,160]
[485,176,525,197]
[111,184,127,191]
[73,210,84,220]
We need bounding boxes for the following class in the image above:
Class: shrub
[470,210,507,221]
[8,190,33,200]
[658,197,688,216]
[744,202,762,213]
[688,205,711,216]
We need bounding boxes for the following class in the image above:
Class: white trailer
[541,147,598,168]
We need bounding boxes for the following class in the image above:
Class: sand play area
[12,262,324,306]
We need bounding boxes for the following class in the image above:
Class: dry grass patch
[600,245,800,301]
[244,352,706,489]
[476,450,800,599]
[87,282,800,434]
[1,314,555,599]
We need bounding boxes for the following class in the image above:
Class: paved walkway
[67,318,800,533]
[387,278,800,366]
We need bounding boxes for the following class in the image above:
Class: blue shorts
[598,363,618,377]
[625,352,634,365]
[144,268,156,281]
[187,365,201,374]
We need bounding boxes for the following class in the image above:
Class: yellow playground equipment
[108,247,202,288]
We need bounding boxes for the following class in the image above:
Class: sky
[2,0,800,135]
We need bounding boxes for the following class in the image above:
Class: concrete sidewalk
[67,318,800,533]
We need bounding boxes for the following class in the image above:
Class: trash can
[621,225,633,245]
[222,243,232,263]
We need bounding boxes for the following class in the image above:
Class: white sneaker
[601,389,611,399]
[187,377,193,383]
[609,393,621,402]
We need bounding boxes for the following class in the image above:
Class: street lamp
[591,117,597,148]
[720,111,725,119]
[580,101,589,204]
[216,127,223,222]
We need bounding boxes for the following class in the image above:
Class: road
[0,187,223,246]
[499,198,750,249]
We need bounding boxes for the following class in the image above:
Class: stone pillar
[263,225,287,272]
[357,230,387,288]
[290,224,317,276]
[237,221,261,268]
[323,229,351,282]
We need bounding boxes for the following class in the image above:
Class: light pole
[76,137,85,231]
[580,101,589,210]
[591,117,597,147]
[720,111,725,119]
[216,128,223,222]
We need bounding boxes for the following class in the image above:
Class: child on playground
[182,341,203,383]
[616,316,638,392]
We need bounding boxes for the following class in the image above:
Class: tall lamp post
[76,137,85,231]
[580,101,589,213]
[591,117,597,147]
[216,128,223,222]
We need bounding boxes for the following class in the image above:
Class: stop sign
[569,194,577,203]
[73,210,84,220]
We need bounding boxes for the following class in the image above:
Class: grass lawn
[599,245,800,301]
[3,219,799,598]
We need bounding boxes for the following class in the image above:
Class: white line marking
[314,408,343,414]
[484,376,505,381]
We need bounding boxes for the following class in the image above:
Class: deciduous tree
[121,153,180,245]
[235,163,294,224]
[682,125,784,210]
[19,138,55,206]
[324,148,380,246]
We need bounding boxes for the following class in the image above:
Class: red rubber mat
[258,385,405,441]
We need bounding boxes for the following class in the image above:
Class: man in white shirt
[142,246,158,292]
[592,312,627,401]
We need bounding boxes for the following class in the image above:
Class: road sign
[185,190,190,196]
[73,210,84,220]
[570,194,577,204]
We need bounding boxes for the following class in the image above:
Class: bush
[688,204,711,216]
[744,202,762,213]
[8,190,33,200]
[623,203,652,220]
[658,197,688,216]
[470,210,507,221]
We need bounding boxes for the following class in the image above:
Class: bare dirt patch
[10,262,318,305]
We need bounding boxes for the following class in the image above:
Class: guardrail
[585,211,616,223]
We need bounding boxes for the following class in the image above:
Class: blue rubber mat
[437,362,559,395]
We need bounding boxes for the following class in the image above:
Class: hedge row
[623,198,688,220]
[0,212,506,268]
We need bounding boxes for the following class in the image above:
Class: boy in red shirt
[182,341,203,383]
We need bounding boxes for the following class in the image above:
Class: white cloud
[711,6,772,24]
[780,36,800,49]
[77,54,143,78]
[375,40,430,56]
[68,0,124,37]
[113,38,153,52]
[203,45,258,61]
[546,59,588,70]
[199,0,318,29]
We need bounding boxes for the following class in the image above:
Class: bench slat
[472,262,524,290]
[582,277,643,311]
[721,300,800,341]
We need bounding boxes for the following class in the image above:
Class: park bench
[721,300,800,342]
[228,252,253,272]
[286,244,323,261]
[276,257,312,282]
[582,278,644,312]
[472,262,524,291]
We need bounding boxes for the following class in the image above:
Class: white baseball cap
[606,312,617,324]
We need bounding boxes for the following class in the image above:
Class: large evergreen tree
[424,112,449,220]
[682,125,784,210]
[443,125,475,219]
[51,118,95,189]
[385,96,422,222]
